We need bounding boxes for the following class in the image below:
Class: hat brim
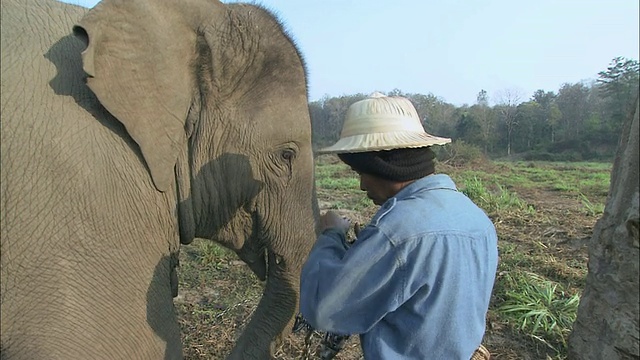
[317,131,451,154]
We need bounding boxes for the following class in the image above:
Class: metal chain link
[293,313,349,360]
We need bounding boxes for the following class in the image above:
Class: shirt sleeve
[299,225,405,335]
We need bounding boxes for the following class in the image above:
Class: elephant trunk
[227,251,300,359]
[227,181,320,359]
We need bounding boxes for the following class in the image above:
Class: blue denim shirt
[300,174,498,359]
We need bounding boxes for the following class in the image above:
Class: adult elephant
[0,0,319,358]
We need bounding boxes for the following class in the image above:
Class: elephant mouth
[238,246,269,281]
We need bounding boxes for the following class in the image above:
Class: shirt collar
[392,174,457,201]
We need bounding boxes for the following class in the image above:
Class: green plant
[461,177,533,215]
[494,184,533,213]
[551,181,578,193]
[497,271,581,351]
[461,176,491,205]
[579,193,605,216]
[197,240,235,267]
[496,243,538,271]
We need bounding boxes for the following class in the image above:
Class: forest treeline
[310,57,639,162]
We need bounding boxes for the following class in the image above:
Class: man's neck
[385,179,416,199]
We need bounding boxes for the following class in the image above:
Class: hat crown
[341,92,424,137]
[317,92,451,154]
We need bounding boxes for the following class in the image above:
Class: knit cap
[338,147,436,181]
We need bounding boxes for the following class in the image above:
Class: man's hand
[319,211,351,234]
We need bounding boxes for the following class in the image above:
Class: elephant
[0,0,319,358]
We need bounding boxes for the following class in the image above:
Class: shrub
[435,140,486,167]
[555,151,583,162]
[522,151,555,161]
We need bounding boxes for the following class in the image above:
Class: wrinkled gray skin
[0,0,319,358]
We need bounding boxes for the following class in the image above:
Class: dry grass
[174,155,611,359]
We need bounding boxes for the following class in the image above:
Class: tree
[406,92,442,131]
[596,57,640,140]
[532,90,561,144]
[514,101,542,152]
[320,94,367,145]
[568,95,639,359]
[474,89,496,153]
[548,103,562,144]
[405,92,456,138]
[495,88,523,156]
[556,82,590,142]
[454,107,483,145]
[309,100,330,148]
[597,57,639,101]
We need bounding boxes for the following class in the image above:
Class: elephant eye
[271,145,299,181]
[280,149,296,162]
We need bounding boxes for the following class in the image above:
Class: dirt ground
[175,160,602,359]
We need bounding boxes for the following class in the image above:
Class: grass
[194,240,236,269]
[316,177,360,191]
[175,156,612,359]
[498,161,612,197]
[496,271,581,354]
[460,176,535,217]
[579,193,605,216]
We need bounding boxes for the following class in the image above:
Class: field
[174,155,612,359]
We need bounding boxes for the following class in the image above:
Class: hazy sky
[60,0,639,106]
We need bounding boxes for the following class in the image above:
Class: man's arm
[299,225,405,335]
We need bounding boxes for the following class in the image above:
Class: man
[300,92,498,359]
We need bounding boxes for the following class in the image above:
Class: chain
[293,313,315,359]
[300,328,315,360]
[293,313,349,360]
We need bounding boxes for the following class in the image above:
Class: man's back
[360,174,498,359]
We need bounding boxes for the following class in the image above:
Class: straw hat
[318,92,451,154]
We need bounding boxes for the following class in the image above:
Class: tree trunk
[568,96,639,359]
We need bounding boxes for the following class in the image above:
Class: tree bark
[568,95,639,359]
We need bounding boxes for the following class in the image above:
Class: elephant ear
[73,0,199,192]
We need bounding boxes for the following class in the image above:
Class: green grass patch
[315,163,349,178]
[496,271,581,353]
[497,242,539,270]
[194,239,236,268]
[579,193,605,216]
[316,177,360,191]
[495,161,611,199]
[460,176,535,216]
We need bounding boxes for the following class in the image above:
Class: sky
[60,0,639,106]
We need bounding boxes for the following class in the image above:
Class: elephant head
[73,0,319,357]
